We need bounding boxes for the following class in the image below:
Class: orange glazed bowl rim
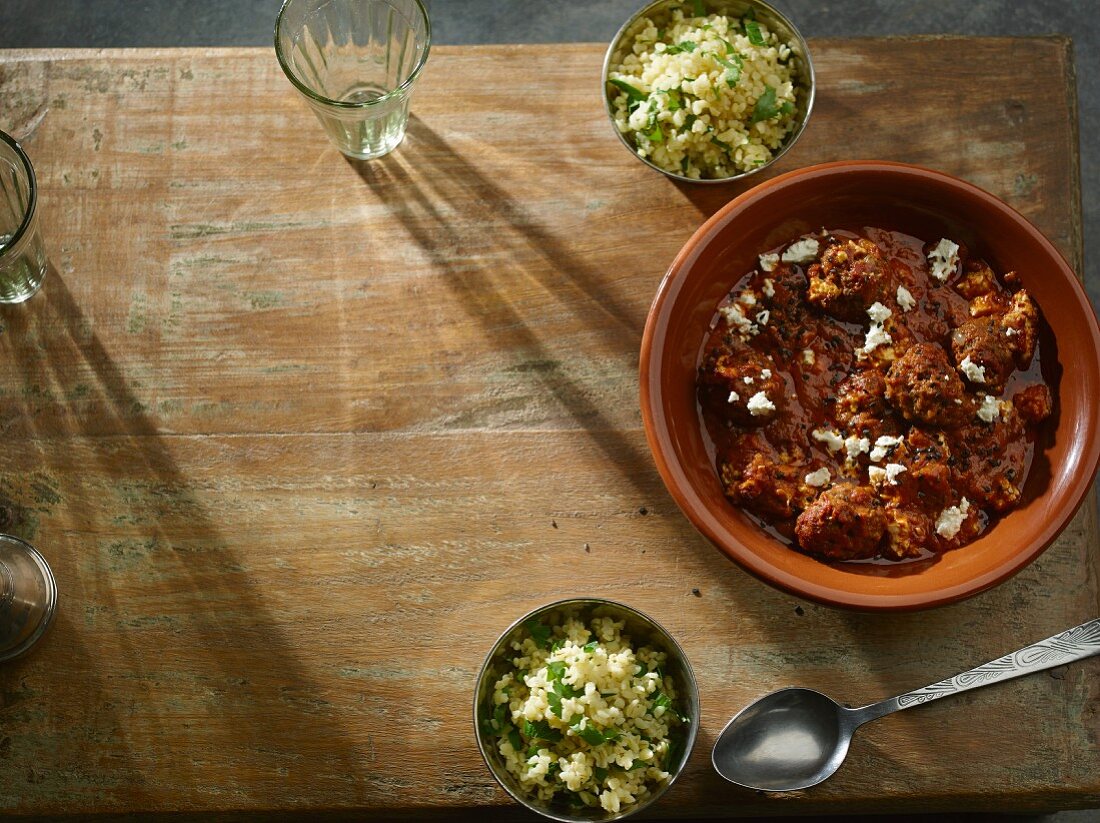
[639,160,1100,611]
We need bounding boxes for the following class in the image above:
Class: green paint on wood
[247,291,284,310]
[127,295,147,334]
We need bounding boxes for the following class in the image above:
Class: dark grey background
[1,3,1098,820]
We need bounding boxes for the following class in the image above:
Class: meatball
[885,343,971,427]
[732,452,814,520]
[903,429,953,507]
[699,341,784,426]
[950,316,1017,392]
[807,237,892,322]
[794,483,886,560]
[1013,383,1053,424]
[833,369,891,436]
[948,408,1028,512]
[883,508,934,560]
[954,260,998,300]
[1002,289,1039,367]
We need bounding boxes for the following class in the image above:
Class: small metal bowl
[602,0,815,184]
[473,598,700,822]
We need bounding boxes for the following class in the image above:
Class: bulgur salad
[606,3,804,179]
[480,611,689,814]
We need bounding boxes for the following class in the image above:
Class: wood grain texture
[0,39,1096,817]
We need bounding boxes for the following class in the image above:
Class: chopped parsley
[652,691,673,712]
[582,641,598,654]
[692,0,705,16]
[572,720,621,747]
[750,85,794,123]
[663,40,698,55]
[712,52,743,87]
[593,765,608,783]
[524,718,562,744]
[525,618,553,649]
[507,727,522,752]
[608,78,647,112]
[644,115,664,144]
[628,759,649,771]
[745,19,766,46]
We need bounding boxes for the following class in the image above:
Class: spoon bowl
[712,619,1100,792]
[712,688,851,791]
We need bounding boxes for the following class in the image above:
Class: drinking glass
[275,0,431,160]
[0,131,47,304]
[0,534,57,662]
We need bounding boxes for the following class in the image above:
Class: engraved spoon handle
[852,618,1100,725]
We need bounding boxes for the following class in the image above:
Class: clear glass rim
[0,130,38,259]
[274,0,432,110]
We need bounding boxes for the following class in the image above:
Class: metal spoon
[712,617,1100,791]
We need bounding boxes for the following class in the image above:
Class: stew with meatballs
[697,227,1053,564]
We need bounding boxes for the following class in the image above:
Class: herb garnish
[750,85,793,123]
[745,19,766,46]
[572,720,621,746]
[524,718,562,744]
[692,0,705,16]
[525,618,552,649]
[608,78,647,112]
[664,40,698,55]
[712,52,743,87]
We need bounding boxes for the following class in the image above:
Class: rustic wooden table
[0,39,1097,819]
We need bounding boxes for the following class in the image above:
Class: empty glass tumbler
[0,131,47,304]
[276,0,431,160]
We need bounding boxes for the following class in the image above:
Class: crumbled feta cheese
[743,376,754,384]
[804,467,831,487]
[935,498,971,539]
[1005,327,1017,337]
[759,253,779,272]
[869,435,903,463]
[959,355,987,384]
[861,323,893,354]
[762,278,775,298]
[844,435,871,460]
[868,462,906,487]
[781,238,820,264]
[727,390,739,403]
[719,302,758,338]
[812,428,845,452]
[755,309,770,325]
[867,302,892,324]
[896,285,917,312]
[746,391,776,416]
[928,238,960,283]
[740,292,757,307]
[760,369,772,379]
[801,349,816,366]
[977,394,1000,422]
[884,463,907,485]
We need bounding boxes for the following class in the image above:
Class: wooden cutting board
[0,39,1096,817]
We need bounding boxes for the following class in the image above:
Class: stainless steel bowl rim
[600,0,816,184]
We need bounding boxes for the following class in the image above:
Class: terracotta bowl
[640,160,1100,611]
